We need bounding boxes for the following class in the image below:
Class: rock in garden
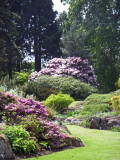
[0,134,15,160]
[65,136,85,147]
[106,116,120,128]
[64,117,83,125]
[59,122,72,134]
[87,117,108,129]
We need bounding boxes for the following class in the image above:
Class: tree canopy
[0,0,62,78]
[62,0,120,92]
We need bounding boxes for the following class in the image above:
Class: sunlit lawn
[23,125,120,160]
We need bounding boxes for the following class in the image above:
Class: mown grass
[23,125,120,160]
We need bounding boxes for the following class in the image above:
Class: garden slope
[24,125,120,160]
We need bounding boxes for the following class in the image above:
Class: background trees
[0,0,20,79]
[61,0,120,92]
[1,0,120,92]
[0,0,62,78]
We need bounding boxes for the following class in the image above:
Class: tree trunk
[16,60,21,72]
[8,57,12,80]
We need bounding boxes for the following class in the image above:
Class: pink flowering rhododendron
[37,118,67,148]
[0,91,48,119]
[29,57,97,87]
[0,91,68,148]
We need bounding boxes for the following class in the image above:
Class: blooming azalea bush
[29,57,97,87]
[0,91,69,150]
[21,115,67,148]
[0,91,48,122]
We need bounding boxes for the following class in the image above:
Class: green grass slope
[23,125,120,160]
[80,89,120,116]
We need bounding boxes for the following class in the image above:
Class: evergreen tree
[23,0,60,71]
[8,0,62,72]
[0,0,19,79]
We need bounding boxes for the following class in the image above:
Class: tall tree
[8,0,32,72]
[63,0,120,92]
[23,0,59,71]
[0,0,19,79]
[7,0,61,72]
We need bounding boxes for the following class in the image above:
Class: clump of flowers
[0,91,68,149]
[18,115,68,148]
[0,91,48,121]
[41,120,67,148]
[29,57,97,87]
[33,117,67,148]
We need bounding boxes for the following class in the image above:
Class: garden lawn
[23,125,120,160]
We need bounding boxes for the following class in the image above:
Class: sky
[52,0,69,13]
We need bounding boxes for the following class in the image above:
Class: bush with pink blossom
[21,115,67,148]
[0,92,68,149]
[0,91,48,122]
[29,57,97,87]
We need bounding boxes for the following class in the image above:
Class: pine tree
[0,0,19,79]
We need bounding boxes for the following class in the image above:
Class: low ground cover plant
[44,92,74,112]
[1,125,37,154]
[24,76,97,100]
[77,90,120,117]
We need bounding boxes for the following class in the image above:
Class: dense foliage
[0,0,20,79]
[0,91,68,151]
[2,125,37,153]
[115,77,120,89]
[21,115,67,149]
[25,76,97,100]
[0,0,62,79]
[14,72,30,85]
[61,0,120,92]
[0,91,48,122]
[111,96,120,113]
[29,57,97,87]
[44,92,74,112]
[79,90,120,117]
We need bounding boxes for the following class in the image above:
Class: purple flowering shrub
[42,120,67,148]
[23,115,67,148]
[29,57,97,87]
[0,91,48,121]
[0,91,68,149]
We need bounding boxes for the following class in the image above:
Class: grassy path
[24,125,120,160]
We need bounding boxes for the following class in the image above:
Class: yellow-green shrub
[15,72,30,85]
[115,77,120,89]
[44,92,74,113]
[111,96,120,113]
